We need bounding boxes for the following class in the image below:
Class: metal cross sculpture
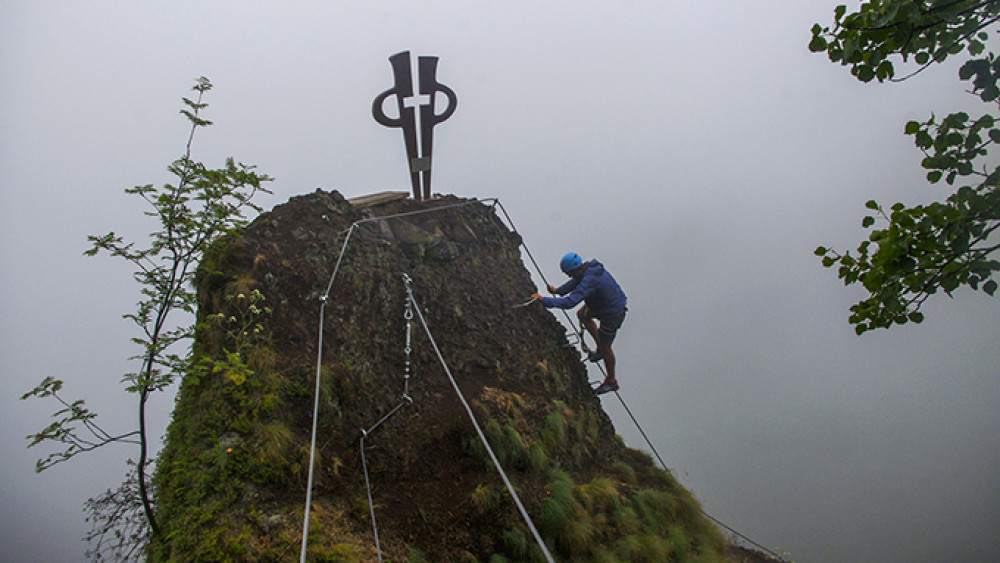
[372,51,458,201]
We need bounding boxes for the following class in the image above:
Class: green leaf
[915,130,933,148]
[876,61,894,81]
[809,35,828,53]
[904,121,920,135]
[908,311,924,324]
[960,59,984,80]
[862,216,875,228]
[856,64,876,82]
[984,280,998,296]
[865,199,879,210]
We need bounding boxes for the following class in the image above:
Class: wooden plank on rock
[347,191,410,208]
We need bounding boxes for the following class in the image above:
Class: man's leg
[596,309,625,390]
[598,337,616,383]
[577,307,599,346]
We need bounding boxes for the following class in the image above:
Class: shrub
[667,526,690,557]
[610,504,642,536]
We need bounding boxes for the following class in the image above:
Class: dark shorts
[581,306,627,347]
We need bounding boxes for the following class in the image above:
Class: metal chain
[403,274,414,397]
[359,274,420,562]
[405,280,555,563]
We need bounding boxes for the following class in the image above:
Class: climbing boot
[594,380,619,395]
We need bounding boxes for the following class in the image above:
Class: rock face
[151,190,730,561]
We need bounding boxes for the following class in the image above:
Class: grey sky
[2,2,998,561]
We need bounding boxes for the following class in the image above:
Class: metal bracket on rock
[512,296,538,308]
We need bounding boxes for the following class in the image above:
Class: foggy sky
[2,2,998,562]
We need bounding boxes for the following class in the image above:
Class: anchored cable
[497,202,788,562]
[359,430,380,560]
[299,297,328,563]
[575,329,787,560]
[360,394,413,563]
[407,280,555,563]
[339,198,500,237]
[492,201,551,290]
[301,198,500,561]
[355,274,419,561]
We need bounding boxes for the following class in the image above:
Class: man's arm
[540,275,594,309]
[553,277,579,295]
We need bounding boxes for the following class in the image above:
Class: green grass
[527,443,548,474]
[503,421,528,470]
[502,527,528,559]
[539,411,566,449]
[510,466,730,562]
[471,482,505,514]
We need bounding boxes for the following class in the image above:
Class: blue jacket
[542,260,627,319]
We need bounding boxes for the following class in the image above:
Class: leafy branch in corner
[21,76,272,553]
[810,1,1000,333]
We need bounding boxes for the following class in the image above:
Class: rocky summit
[150,189,761,562]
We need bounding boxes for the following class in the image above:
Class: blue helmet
[560,252,583,273]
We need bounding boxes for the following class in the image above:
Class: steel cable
[406,278,555,563]
[492,200,788,562]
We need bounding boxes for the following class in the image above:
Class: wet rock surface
[152,189,744,561]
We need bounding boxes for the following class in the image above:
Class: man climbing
[532,252,627,395]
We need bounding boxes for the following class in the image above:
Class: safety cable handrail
[492,200,788,562]
[301,197,498,562]
[339,197,499,235]
[354,273,553,562]
[360,395,411,562]
[406,275,555,563]
[358,277,416,562]
[570,325,787,561]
